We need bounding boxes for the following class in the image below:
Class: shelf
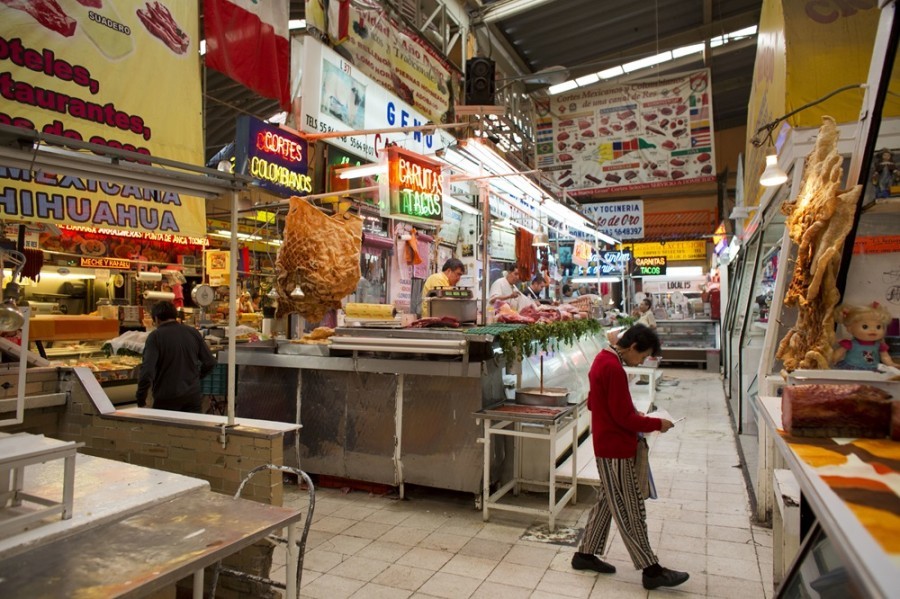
[862,196,900,214]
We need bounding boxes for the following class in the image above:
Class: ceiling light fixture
[337,162,388,180]
[759,150,789,187]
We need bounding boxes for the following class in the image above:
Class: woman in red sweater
[571,325,690,590]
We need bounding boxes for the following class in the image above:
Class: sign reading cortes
[234,116,311,198]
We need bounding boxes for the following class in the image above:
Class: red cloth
[204,0,291,109]
[588,349,663,458]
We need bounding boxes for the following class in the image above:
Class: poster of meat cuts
[536,70,716,196]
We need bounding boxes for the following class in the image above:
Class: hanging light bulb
[290,285,305,298]
[759,149,788,187]
[532,228,550,247]
[267,287,279,300]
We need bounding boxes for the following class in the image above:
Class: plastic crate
[200,363,235,396]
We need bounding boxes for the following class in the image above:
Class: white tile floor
[275,369,774,598]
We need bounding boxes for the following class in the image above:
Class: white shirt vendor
[489,271,522,310]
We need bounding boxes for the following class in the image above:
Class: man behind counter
[136,301,218,413]
[421,258,465,317]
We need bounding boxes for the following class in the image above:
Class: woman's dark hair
[642,297,653,308]
[442,258,465,273]
[617,324,661,356]
[151,301,179,322]
[562,284,572,295]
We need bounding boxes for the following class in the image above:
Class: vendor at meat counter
[489,270,522,309]
[519,274,552,309]
[421,258,465,317]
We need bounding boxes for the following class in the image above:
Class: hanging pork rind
[275,197,363,323]
[776,117,862,373]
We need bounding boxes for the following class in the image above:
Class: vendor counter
[758,395,900,596]
[220,326,605,497]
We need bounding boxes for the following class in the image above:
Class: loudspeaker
[465,57,496,105]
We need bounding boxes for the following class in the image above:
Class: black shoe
[636,380,649,385]
[571,552,616,574]
[642,566,689,589]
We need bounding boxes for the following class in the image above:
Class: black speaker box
[465,57,496,105]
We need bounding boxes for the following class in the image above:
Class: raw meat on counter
[407,316,461,328]
[782,384,893,438]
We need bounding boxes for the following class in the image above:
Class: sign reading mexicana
[387,146,443,222]
[235,116,312,197]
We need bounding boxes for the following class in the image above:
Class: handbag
[635,435,657,500]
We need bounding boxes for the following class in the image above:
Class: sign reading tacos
[387,146,443,222]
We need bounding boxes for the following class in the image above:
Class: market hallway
[278,369,774,598]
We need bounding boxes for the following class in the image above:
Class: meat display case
[655,319,720,371]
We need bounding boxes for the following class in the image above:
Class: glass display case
[656,319,720,371]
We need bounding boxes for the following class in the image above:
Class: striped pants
[577,456,658,569]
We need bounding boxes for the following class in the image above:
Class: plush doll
[832,302,897,370]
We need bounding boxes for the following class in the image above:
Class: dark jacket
[136,321,217,407]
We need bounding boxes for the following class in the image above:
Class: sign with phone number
[633,255,667,276]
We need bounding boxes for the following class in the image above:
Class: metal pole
[227,190,238,426]
[479,180,491,325]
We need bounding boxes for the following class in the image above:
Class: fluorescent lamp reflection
[212,230,263,241]
[445,195,480,215]
[598,66,624,79]
[672,43,704,58]
[548,80,578,95]
[338,163,387,179]
[570,276,623,284]
[575,73,599,86]
[623,51,672,73]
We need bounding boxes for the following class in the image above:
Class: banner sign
[633,256,667,276]
[81,257,130,269]
[572,239,592,268]
[623,239,707,261]
[0,1,207,237]
[205,250,230,286]
[304,1,461,125]
[298,38,456,162]
[386,147,444,222]
[581,200,644,240]
[234,116,311,197]
[536,70,716,197]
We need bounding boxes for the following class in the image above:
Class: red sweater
[588,349,663,458]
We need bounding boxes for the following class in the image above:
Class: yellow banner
[621,240,707,261]
[0,1,206,237]
[205,250,230,286]
[745,0,890,208]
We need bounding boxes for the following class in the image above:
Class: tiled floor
[276,369,774,598]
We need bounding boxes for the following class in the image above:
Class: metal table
[0,489,305,599]
[474,401,582,531]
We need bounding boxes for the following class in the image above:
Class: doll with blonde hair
[832,302,897,370]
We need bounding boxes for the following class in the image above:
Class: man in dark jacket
[136,301,217,412]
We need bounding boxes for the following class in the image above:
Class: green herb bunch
[496,319,603,365]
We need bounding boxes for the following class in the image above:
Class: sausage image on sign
[137,2,190,54]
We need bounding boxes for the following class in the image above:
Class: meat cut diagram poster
[535,70,717,197]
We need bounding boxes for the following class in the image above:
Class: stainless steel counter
[221,327,604,498]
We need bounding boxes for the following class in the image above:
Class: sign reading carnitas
[387,146,443,222]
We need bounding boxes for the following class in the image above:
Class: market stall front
[222,322,604,497]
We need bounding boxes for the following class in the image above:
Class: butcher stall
[219,323,605,497]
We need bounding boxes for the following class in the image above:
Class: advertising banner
[299,38,455,162]
[581,200,644,240]
[536,70,716,197]
[0,1,207,237]
[305,1,460,125]
[206,250,230,286]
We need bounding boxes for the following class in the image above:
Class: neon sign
[633,255,667,276]
[235,116,311,197]
[387,146,443,222]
